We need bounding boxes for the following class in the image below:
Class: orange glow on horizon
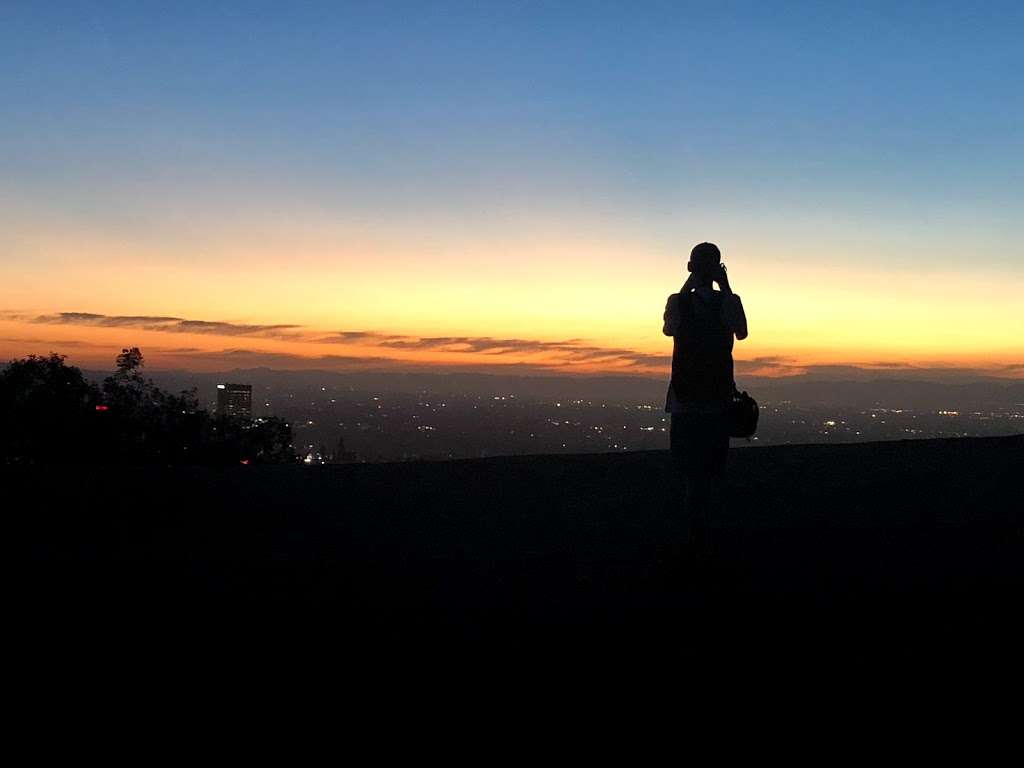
[1,225,1020,379]
[1,310,1020,380]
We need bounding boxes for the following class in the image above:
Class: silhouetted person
[663,242,748,551]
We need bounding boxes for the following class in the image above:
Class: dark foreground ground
[13,435,1024,662]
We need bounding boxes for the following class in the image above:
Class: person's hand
[714,263,731,292]
[681,273,698,292]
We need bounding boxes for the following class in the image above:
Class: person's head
[688,242,721,283]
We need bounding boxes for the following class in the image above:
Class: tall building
[216,383,252,419]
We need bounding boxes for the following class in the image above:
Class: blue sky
[5,2,1021,218]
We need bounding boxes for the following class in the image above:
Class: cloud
[0,311,33,322]
[0,336,99,348]
[30,312,303,339]
[317,331,668,367]
[158,347,559,374]
[864,361,915,369]
[12,309,672,371]
[32,312,177,326]
[317,333,587,354]
[7,305,1020,385]
[733,356,803,375]
[619,353,672,367]
[311,331,406,344]
[23,308,1017,381]
[753,363,1024,382]
[152,347,393,371]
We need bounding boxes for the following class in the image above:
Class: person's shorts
[669,410,729,480]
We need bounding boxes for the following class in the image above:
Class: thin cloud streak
[9,309,1020,380]
[317,331,666,367]
[0,336,96,348]
[22,310,670,369]
[30,312,303,339]
[159,347,599,376]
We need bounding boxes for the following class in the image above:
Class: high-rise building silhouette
[216,383,252,419]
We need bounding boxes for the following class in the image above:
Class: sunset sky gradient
[2,2,1021,378]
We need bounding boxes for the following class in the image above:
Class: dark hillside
[14,435,1023,659]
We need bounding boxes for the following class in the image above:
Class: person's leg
[669,413,686,481]
[705,414,731,538]
[686,476,711,549]
[684,415,714,550]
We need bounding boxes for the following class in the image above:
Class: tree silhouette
[0,354,100,464]
[115,347,144,379]
[1,349,296,465]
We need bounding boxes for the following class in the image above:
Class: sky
[1,1,1021,379]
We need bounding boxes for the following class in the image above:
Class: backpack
[728,385,759,439]
[671,291,734,403]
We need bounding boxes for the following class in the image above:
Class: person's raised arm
[726,294,748,340]
[715,266,748,340]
